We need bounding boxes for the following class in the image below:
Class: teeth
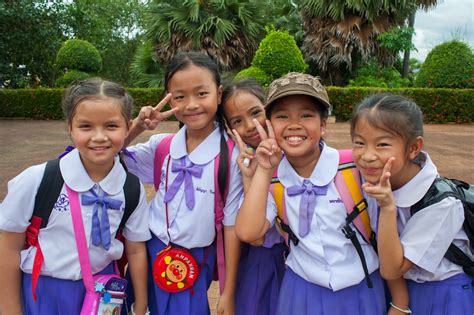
[286,136,306,141]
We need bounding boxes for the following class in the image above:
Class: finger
[153,93,173,111]
[253,119,268,141]
[159,106,180,120]
[380,157,395,187]
[231,129,247,151]
[139,106,152,120]
[265,120,276,140]
[383,157,395,175]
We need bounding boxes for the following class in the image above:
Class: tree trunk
[402,12,416,78]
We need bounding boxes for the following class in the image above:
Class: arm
[217,226,241,315]
[386,278,411,315]
[125,240,148,315]
[363,158,414,279]
[0,230,25,315]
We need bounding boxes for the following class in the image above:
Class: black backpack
[411,177,474,276]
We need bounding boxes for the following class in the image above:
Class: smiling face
[352,117,422,190]
[270,95,326,165]
[69,97,130,179]
[167,64,221,136]
[223,90,266,148]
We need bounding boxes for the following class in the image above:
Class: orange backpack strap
[335,149,377,288]
[269,171,299,247]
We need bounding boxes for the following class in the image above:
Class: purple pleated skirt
[407,273,473,315]
[235,241,286,315]
[146,234,216,315]
[22,264,115,315]
[277,267,385,315]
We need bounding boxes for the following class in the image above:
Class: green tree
[129,41,165,88]
[415,40,474,88]
[0,1,67,87]
[300,0,439,85]
[144,0,265,70]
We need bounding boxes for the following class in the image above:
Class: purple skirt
[22,264,115,315]
[408,273,473,315]
[146,234,216,315]
[277,267,385,315]
[235,242,286,315]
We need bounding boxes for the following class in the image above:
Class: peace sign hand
[231,129,257,179]
[362,157,396,209]
[254,119,282,170]
[136,93,179,130]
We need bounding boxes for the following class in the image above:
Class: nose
[361,147,377,162]
[243,117,256,132]
[185,97,199,111]
[92,128,108,142]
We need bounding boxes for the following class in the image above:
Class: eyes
[229,108,264,127]
[274,112,315,119]
[353,139,391,148]
[173,91,210,101]
[76,122,121,130]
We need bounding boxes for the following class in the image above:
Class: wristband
[390,302,412,314]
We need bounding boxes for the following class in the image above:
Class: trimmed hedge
[0,87,472,123]
[56,39,102,73]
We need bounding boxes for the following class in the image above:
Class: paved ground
[0,119,473,313]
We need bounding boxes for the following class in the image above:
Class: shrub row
[0,87,472,123]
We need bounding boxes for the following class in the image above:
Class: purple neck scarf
[81,189,122,250]
[287,179,328,237]
[163,158,203,210]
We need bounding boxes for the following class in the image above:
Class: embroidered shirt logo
[329,198,343,204]
[196,186,207,194]
[54,193,70,212]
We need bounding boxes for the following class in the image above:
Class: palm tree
[145,0,264,70]
[301,0,439,85]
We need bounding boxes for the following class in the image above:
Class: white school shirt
[265,143,379,291]
[0,149,151,280]
[125,125,243,248]
[367,152,471,283]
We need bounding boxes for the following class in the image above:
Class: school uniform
[235,226,286,315]
[124,125,243,315]
[264,142,385,315]
[367,152,473,314]
[0,149,151,315]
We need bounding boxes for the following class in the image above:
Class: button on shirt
[0,149,151,280]
[125,126,243,249]
[367,152,470,282]
[265,143,379,291]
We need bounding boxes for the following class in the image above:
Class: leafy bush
[55,70,91,87]
[415,40,474,88]
[252,29,307,80]
[235,66,272,87]
[1,88,472,123]
[56,39,102,73]
[349,62,410,88]
[128,41,164,88]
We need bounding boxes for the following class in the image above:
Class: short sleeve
[401,197,464,273]
[124,134,171,184]
[0,164,46,232]
[266,191,278,228]
[222,146,243,226]
[122,183,151,242]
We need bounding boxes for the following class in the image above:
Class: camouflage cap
[265,72,332,115]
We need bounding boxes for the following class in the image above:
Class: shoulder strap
[32,159,64,228]
[153,134,175,191]
[214,137,234,294]
[119,171,141,229]
[411,177,460,214]
[335,149,373,243]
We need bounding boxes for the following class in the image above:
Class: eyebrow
[171,84,210,93]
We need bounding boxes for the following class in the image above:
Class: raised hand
[231,129,257,179]
[136,93,179,130]
[362,157,396,209]
[254,119,282,170]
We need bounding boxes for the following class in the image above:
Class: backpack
[25,158,140,300]
[269,149,377,287]
[153,133,235,294]
[411,177,474,276]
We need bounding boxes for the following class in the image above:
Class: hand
[217,290,235,315]
[136,93,179,130]
[231,129,257,179]
[362,157,396,209]
[254,119,282,170]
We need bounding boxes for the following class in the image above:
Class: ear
[407,136,423,160]
[320,118,327,138]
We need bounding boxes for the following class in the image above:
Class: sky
[412,0,473,62]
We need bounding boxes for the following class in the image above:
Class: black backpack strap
[445,243,474,276]
[411,177,460,215]
[118,171,141,230]
[32,159,64,228]
[342,222,373,288]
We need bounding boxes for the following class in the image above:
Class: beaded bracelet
[390,302,412,314]
[130,303,150,315]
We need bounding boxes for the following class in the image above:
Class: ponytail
[215,106,229,201]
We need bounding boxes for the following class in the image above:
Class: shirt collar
[169,123,223,165]
[393,151,438,207]
[60,148,126,195]
[277,142,339,187]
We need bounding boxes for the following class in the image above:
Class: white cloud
[411,0,473,61]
